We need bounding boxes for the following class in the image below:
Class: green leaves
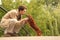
[0,0,60,36]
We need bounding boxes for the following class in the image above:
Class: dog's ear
[27,14,42,36]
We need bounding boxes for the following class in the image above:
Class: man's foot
[3,33,19,37]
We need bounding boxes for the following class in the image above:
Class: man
[0,5,28,36]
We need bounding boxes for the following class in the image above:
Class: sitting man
[0,5,28,36]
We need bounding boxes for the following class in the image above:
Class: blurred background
[0,0,60,36]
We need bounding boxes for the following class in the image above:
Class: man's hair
[18,5,27,11]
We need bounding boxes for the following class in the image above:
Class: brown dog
[26,14,42,36]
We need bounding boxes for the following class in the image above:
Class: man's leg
[4,19,17,37]
[3,18,28,37]
[13,19,26,34]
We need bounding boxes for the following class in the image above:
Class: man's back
[2,9,18,19]
[0,9,18,28]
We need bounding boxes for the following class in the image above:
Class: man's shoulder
[8,9,17,14]
[5,9,18,16]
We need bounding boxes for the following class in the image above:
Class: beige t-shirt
[0,9,19,28]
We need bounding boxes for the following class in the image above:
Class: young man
[0,5,28,36]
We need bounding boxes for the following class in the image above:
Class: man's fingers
[24,18,28,21]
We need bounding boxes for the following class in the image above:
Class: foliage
[0,0,60,36]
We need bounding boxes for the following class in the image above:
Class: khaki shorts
[4,19,25,34]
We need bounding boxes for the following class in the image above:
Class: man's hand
[23,17,28,21]
[19,17,28,24]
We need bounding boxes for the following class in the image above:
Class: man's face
[19,9,26,15]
